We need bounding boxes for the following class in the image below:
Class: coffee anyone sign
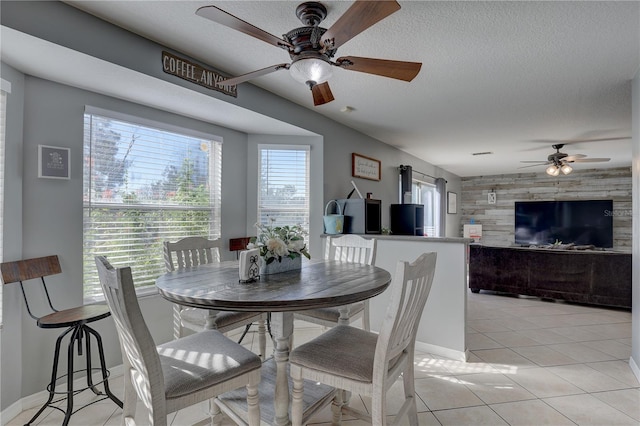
[162,51,237,97]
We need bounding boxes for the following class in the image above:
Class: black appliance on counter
[332,198,382,234]
[390,204,424,236]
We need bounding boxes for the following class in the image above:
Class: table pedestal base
[217,358,336,425]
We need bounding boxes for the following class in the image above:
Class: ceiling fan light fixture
[546,165,560,176]
[289,57,333,86]
[560,164,573,175]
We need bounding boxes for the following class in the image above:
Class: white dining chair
[95,256,262,426]
[289,252,437,426]
[294,234,376,330]
[164,236,268,359]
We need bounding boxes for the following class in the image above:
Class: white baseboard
[1,399,22,426]
[1,365,123,426]
[415,340,468,361]
[630,356,640,383]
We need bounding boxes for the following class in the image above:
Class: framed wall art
[38,145,70,180]
[352,153,381,181]
[447,191,457,214]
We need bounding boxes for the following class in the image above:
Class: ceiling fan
[196,1,422,106]
[519,144,610,176]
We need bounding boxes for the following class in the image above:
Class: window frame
[257,144,311,239]
[412,179,440,237]
[82,106,222,301]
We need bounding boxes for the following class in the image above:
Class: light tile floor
[6,291,639,425]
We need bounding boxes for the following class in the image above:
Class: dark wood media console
[469,245,632,309]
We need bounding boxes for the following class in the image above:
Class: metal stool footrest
[26,324,122,426]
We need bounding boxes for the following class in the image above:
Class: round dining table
[155,258,392,426]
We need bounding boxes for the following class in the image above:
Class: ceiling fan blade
[565,136,630,144]
[529,136,630,144]
[562,154,586,162]
[335,56,422,81]
[520,161,551,164]
[311,82,334,106]
[518,163,549,169]
[220,63,290,86]
[196,6,293,51]
[570,158,611,163]
[320,1,400,50]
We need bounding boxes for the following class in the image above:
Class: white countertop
[321,233,472,244]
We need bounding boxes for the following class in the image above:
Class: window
[257,145,310,236]
[412,180,440,237]
[83,108,222,301]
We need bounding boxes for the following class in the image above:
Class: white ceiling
[7,1,640,177]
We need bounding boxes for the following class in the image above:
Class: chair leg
[246,379,260,426]
[363,301,371,331]
[82,325,99,395]
[290,366,304,426]
[173,304,183,339]
[85,325,123,407]
[237,323,252,344]
[257,319,267,360]
[121,364,137,424]
[25,326,75,425]
[266,312,273,338]
[210,398,223,426]
[402,365,418,425]
[342,389,352,406]
[63,325,84,426]
[331,389,344,425]
[371,386,387,426]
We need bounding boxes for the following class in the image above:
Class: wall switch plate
[488,192,497,204]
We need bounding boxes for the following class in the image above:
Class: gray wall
[460,167,632,251]
[0,63,25,416]
[0,0,460,412]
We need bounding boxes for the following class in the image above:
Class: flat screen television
[514,200,613,248]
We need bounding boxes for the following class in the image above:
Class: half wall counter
[321,234,471,361]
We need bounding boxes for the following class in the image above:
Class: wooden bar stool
[0,255,122,425]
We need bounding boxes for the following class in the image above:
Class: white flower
[266,238,289,257]
[287,239,305,252]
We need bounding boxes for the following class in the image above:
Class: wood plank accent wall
[460,167,632,251]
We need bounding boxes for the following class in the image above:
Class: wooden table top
[155,259,392,312]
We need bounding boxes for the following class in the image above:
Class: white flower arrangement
[248,219,311,265]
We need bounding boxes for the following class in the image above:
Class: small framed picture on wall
[447,191,457,214]
[38,145,70,180]
[352,153,381,181]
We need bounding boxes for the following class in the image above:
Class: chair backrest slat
[1,255,63,318]
[0,255,61,284]
[325,235,376,266]
[163,237,222,272]
[373,252,437,380]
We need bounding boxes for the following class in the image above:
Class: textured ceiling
[25,2,640,176]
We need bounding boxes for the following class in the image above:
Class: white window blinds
[258,145,310,233]
[412,180,440,237]
[83,108,222,301]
